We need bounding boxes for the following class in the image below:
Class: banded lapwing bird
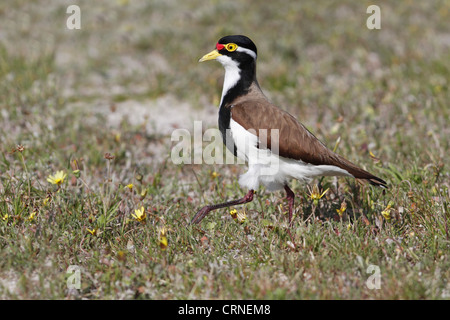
[190,35,387,226]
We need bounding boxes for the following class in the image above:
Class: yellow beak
[199,49,222,62]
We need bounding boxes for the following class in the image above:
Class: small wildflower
[369,150,381,163]
[27,211,37,222]
[236,210,247,224]
[126,183,134,191]
[230,209,247,224]
[117,250,126,262]
[42,196,50,206]
[381,204,392,222]
[132,207,146,222]
[11,145,25,153]
[336,201,347,217]
[47,170,67,186]
[307,185,329,206]
[158,226,168,250]
[71,159,81,171]
[140,188,147,199]
[210,171,219,179]
[347,223,352,230]
[104,153,115,160]
[87,227,98,236]
[72,169,81,178]
[2,214,9,221]
[135,173,143,182]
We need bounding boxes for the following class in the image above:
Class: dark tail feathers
[367,176,388,188]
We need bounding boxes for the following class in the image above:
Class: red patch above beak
[216,43,225,51]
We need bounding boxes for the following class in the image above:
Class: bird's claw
[189,206,211,225]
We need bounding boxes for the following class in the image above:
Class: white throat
[217,55,241,107]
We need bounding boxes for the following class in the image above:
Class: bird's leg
[284,184,297,248]
[284,185,295,227]
[190,189,255,225]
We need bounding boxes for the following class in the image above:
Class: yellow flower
[158,226,168,250]
[47,170,67,186]
[132,207,146,222]
[369,150,381,163]
[126,183,134,191]
[87,227,98,236]
[230,209,247,224]
[140,188,147,199]
[307,185,329,206]
[210,171,219,179]
[117,250,126,262]
[336,201,347,217]
[27,211,37,222]
[381,204,392,221]
[2,214,9,221]
[236,210,247,224]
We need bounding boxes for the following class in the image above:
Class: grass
[0,0,449,299]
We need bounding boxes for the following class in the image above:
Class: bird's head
[199,35,257,68]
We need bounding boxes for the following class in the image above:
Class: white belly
[228,119,352,191]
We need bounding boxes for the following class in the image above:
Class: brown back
[229,87,387,187]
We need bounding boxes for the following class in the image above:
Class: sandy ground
[97,96,218,136]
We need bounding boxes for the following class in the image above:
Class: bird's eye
[225,43,238,52]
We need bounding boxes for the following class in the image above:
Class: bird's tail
[334,154,388,188]
[366,176,388,188]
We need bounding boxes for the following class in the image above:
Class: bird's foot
[189,206,211,225]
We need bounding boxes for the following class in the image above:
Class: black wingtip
[368,177,388,189]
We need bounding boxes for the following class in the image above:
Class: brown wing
[230,98,387,187]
